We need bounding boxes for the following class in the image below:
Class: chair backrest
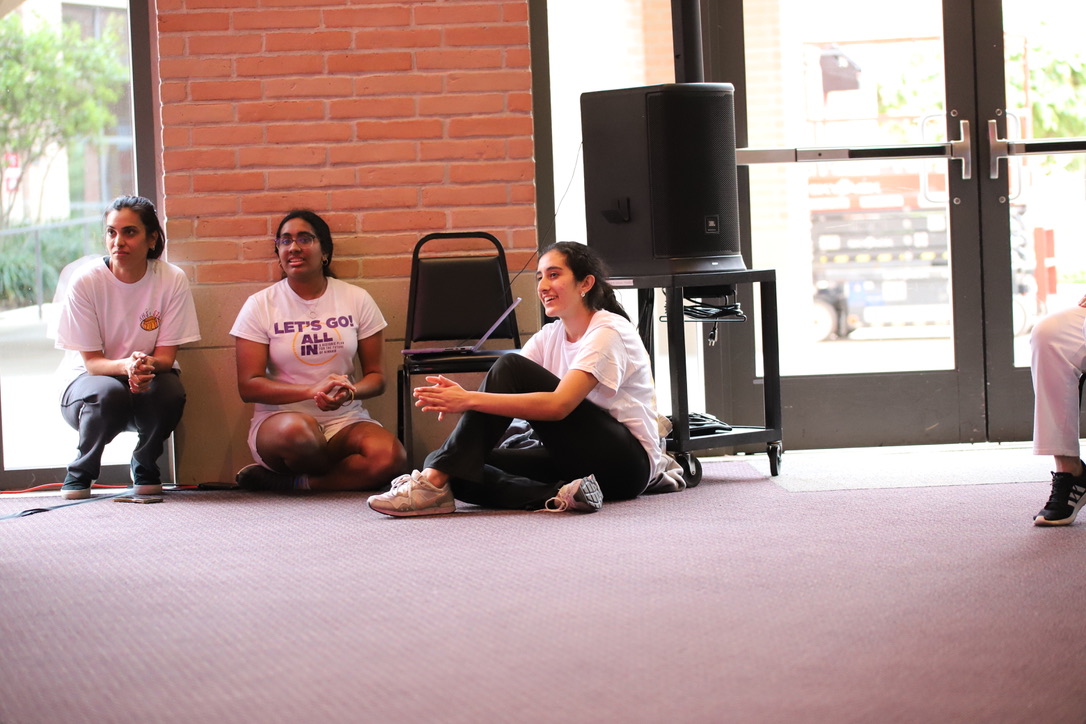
[404,232,522,348]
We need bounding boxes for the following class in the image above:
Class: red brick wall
[155,0,538,285]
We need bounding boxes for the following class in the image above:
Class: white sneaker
[368,470,455,517]
[542,475,603,513]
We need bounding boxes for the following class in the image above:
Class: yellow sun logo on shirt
[140,309,161,332]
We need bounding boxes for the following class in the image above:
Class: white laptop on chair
[402,297,522,356]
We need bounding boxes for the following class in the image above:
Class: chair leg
[398,368,414,469]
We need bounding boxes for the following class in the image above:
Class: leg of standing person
[129,369,186,491]
[1030,305,1086,525]
[59,374,134,498]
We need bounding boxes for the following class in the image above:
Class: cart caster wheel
[768,442,783,477]
[678,453,703,488]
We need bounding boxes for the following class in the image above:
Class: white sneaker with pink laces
[542,475,603,513]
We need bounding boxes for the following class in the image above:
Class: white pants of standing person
[1030,304,1086,457]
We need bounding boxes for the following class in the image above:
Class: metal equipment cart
[612,268,784,484]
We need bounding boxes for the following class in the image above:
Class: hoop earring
[322,258,330,266]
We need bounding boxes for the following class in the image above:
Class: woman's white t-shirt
[54,257,202,394]
[229,277,387,420]
[520,309,670,485]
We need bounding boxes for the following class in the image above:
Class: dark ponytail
[543,241,629,321]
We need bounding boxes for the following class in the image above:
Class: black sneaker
[1034,466,1086,527]
[235,464,298,492]
[61,482,92,500]
[129,466,162,496]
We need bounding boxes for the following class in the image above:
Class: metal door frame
[697,0,1019,450]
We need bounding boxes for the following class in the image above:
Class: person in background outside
[230,209,407,493]
[54,195,201,499]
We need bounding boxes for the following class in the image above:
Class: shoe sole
[1034,512,1079,527]
[61,489,91,500]
[133,484,163,496]
[575,477,604,512]
[1034,504,1083,526]
[1034,495,1086,526]
[367,499,455,517]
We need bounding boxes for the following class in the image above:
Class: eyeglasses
[275,232,318,249]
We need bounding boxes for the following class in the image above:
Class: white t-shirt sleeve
[156,270,202,347]
[353,287,387,340]
[55,270,105,352]
[230,293,271,344]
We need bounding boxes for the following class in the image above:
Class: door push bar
[737,120,972,180]
[987,120,1086,180]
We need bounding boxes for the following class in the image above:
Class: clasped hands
[126,352,155,394]
[413,375,468,421]
[313,374,355,412]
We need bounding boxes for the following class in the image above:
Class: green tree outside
[0,12,127,308]
[0,12,127,228]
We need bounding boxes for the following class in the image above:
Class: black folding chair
[398,232,522,466]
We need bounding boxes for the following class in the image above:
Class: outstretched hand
[413,375,469,421]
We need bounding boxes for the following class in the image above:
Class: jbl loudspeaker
[580,83,744,277]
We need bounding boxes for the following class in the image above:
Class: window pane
[0,0,135,473]
[744,0,953,376]
[1003,0,1086,367]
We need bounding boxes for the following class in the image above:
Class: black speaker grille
[646,88,741,259]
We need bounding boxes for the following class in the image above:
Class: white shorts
[247,406,381,469]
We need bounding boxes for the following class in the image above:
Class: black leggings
[424,354,650,510]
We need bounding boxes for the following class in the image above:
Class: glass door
[981,0,1086,440]
[700,0,1082,450]
[702,0,985,449]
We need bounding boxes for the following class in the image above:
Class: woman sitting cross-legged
[230,209,407,493]
[367,241,683,517]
